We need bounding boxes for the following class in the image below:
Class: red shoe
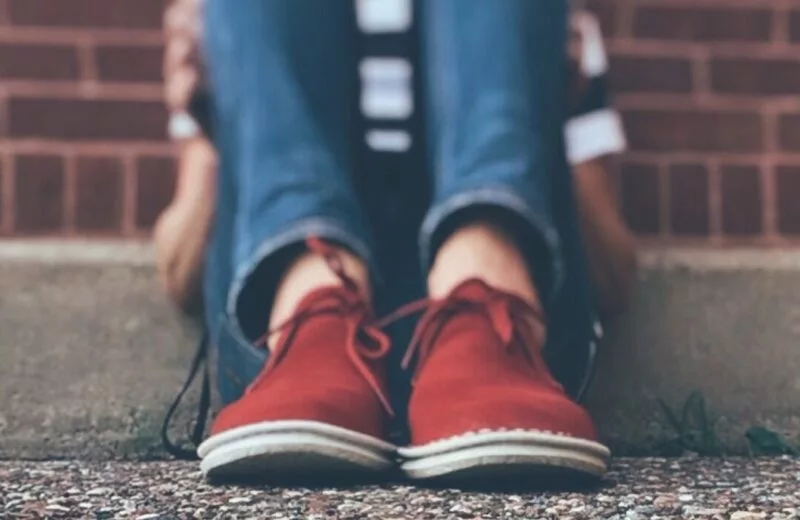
[394,279,609,483]
[198,240,396,480]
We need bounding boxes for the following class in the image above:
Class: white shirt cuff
[565,108,627,166]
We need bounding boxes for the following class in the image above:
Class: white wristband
[565,108,627,166]
[168,112,202,141]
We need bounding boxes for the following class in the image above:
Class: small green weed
[658,391,726,456]
[658,391,800,457]
[745,426,799,456]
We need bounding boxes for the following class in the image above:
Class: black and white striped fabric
[355,1,627,163]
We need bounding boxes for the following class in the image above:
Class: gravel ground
[1,457,799,519]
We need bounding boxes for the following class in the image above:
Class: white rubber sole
[197,420,396,481]
[398,430,610,484]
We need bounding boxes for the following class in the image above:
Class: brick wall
[0,0,171,237]
[593,0,800,245]
[0,0,799,244]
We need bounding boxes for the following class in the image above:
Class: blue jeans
[202,0,599,415]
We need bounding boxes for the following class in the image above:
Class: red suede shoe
[198,240,396,480]
[395,279,609,483]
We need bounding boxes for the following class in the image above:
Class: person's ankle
[268,246,371,349]
[427,221,541,307]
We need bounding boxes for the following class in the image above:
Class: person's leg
[398,0,608,483]
[198,0,394,480]
[573,157,637,320]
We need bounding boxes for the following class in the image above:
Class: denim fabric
[418,1,567,301]
[201,0,600,408]
[202,0,375,344]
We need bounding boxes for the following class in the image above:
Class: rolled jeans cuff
[419,186,563,305]
[226,217,377,340]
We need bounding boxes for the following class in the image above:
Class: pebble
[449,504,473,518]
[87,486,113,496]
[684,506,725,516]
[653,495,677,508]
[731,513,767,520]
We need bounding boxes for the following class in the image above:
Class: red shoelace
[377,279,549,384]
[247,237,394,416]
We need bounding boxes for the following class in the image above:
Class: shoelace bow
[247,237,394,416]
[377,280,548,384]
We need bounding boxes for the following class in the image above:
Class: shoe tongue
[295,283,362,311]
[269,284,361,356]
[447,278,496,301]
[442,279,548,364]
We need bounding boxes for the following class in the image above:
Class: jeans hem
[226,217,375,339]
[419,186,563,305]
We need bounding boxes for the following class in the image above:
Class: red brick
[776,166,800,235]
[0,43,79,80]
[778,114,800,151]
[14,154,64,233]
[633,6,772,42]
[610,55,693,94]
[721,165,762,236]
[8,0,166,29]
[668,164,709,236]
[75,156,123,232]
[624,110,763,152]
[136,156,175,229]
[620,162,661,235]
[788,11,800,42]
[8,98,167,141]
[0,159,4,231]
[0,97,5,137]
[711,58,800,96]
[95,44,163,84]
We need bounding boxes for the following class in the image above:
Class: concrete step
[0,241,199,460]
[1,241,799,459]
[588,248,800,455]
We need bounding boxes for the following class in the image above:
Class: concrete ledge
[1,242,799,458]
[0,242,199,459]
[0,240,155,266]
[589,248,800,454]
